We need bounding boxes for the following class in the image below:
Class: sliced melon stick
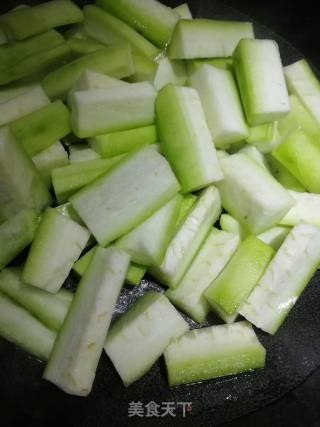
[89,125,157,158]
[74,70,129,91]
[272,128,320,193]
[0,268,72,331]
[67,37,106,57]
[246,121,280,154]
[0,0,83,41]
[153,57,187,91]
[70,145,180,246]
[32,142,68,188]
[0,291,56,360]
[240,222,320,334]
[68,144,100,163]
[22,207,90,293]
[189,64,248,148]
[205,236,274,323]
[220,213,248,240]
[0,30,64,71]
[83,5,158,59]
[127,54,157,83]
[216,153,294,234]
[284,58,320,125]
[239,145,270,171]
[174,3,192,19]
[257,226,290,251]
[0,43,71,86]
[278,95,320,139]
[174,193,197,231]
[0,85,49,127]
[187,58,233,75]
[151,185,222,288]
[0,83,41,105]
[52,156,123,203]
[280,191,320,226]
[116,194,182,265]
[70,81,156,138]
[156,84,223,193]
[166,229,240,324]
[267,154,306,192]
[72,245,146,285]
[104,290,189,386]
[164,321,266,386]
[169,19,254,59]
[233,39,290,126]
[10,100,71,156]
[44,247,129,395]
[55,202,84,225]
[0,127,51,223]
[97,0,179,48]
[42,45,134,100]
[0,209,38,270]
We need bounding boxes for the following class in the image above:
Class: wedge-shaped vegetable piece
[128,54,157,83]
[10,100,71,157]
[55,202,84,225]
[174,193,197,230]
[0,209,38,270]
[284,59,320,125]
[0,30,64,71]
[0,127,51,223]
[0,268,72,332]
[164,321,266,386]
[104,290,189,386]
[116,195,182,265]
[74,70,129,91]
[72,245,146,284]
[272,128,320,193]
[267,154,305,192]
[42,45,134,100]
[257,226,290,251]
[0,0,83,41]
[52,156,123,203]
[205,236,274,323]
[154,57,187,91]
[44,247,129,395]
[32,142,68,188]
[240,222,320,334]
[187,58,233,75]
[151,186,221,288]
[156,84,223,192]
[280,191,320,226]
[220,213,247,240]
[216,153,294,234]
[97,0,179,48]
[189,64,248,147]
[0,85,49,127]
[233,39,290,126]
[0,291,55,360]
[0,43,70,86]
[70,145,180,246]
[174,3,192,19]
[167,229,240,323]
[89,125,157,158]
[239,145,270,171]
[169,19,254,59]
[278,95,320,139]
[83,5,158,59]
[22,208,90,293]
[246,121,280,154]
[70,82,156,138]
[69,145,100,163]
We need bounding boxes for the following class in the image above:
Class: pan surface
[0,1,319,426]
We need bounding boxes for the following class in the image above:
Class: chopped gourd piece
[174,193,197,231]
[154,57,187,90]
[280,191,320,227]
[220,214,248,240]
[74,70,129,91]
[257,226,290,251]
[127,54,157,83]
[239,145,270,171]
[174,3,193,19]
[68,144,100,163]
[246,121,280,154]
[267,154,306,192]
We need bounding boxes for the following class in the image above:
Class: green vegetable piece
[257,226,290,251]
[174,3,193,19]
[187,58,233,75]
[220,213,248,240]
[267,153,306,192]
[55,202,84,225]
[280,191,320,227]
[246,121,280,154]
[125,263,146,285]
[153,57,187,91]
[174,193,197,231]
[67,37,105,57]
[127,54,157,83]
[69,144,100,163]
[239,145,270,171]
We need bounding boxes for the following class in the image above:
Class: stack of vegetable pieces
[0,0,320,395]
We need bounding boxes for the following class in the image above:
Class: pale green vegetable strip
[0,209,38,270]
[44,247,130,396]
[239,145,270,171]
[67,37,105,56]
[0,127,51,223]
[174,193,197,231]
[0,291,56,360]
[125,263,146,285]
[22,208,90,293]
[55,202,84,225]
[166,229,240,323]
[257,226,290,251]
[151,186,222,288]
[240,222,320,334]
[0,268,72,332]
[267,154,306,192]
[174,3,192,19]
[70,145,181,247]
[74,70,129,91]
[164,321,266,386]
[280,191,320,227]
[187,58,233,75]
[153,57,187,91]
[68,144,100,163]
[246,121,280,154]
[220,213,248,240]
[127,54,157,83]
[104,290,189,386]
